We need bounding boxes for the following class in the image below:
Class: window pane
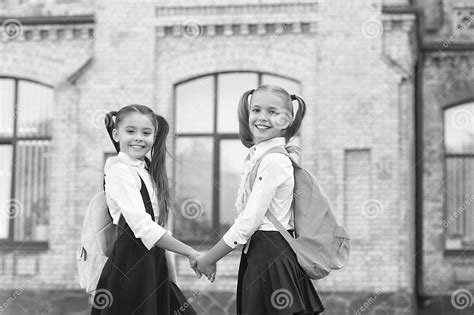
[176,77,214,133]
[14,140,50,241]
[174,137,213,240]
[0,145,13,239]
[17,80,53,137]
[0,79,15,137]
[262,74,301,95]
[217,73,258,133]
[445,103,474,154]
[219,140,248,231]
[446,156,474,246]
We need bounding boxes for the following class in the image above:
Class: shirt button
[234,241,238,245]
[259,177,262,180]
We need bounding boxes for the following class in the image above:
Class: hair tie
[290,95,299,121]
[247,89,255,106]
[105,111,117,128]
[105,111,120,153]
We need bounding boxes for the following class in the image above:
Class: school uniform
[223,137,324,315]
[91,152,195,315]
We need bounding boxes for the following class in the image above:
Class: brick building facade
[0,0,473,314]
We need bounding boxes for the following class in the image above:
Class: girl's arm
[154,233,205,278]
[106,161,204,277]
[106,163,169,250]
[197,153,292,278]
[200,239,233,265]
[154,232,195,256]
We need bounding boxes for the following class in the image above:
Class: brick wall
[421,52,474,294]
[0,19,93,291]
[0,0,424,314]
[417,0,474,305]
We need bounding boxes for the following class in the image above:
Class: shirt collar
[249,137,286,161]
[117,151,146,169]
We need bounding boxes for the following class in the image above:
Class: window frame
[443,100,474,254]
[0,76,53,251]
[172,71,300,245]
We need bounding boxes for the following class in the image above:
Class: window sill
[444,238,474,254]
[0,241,49,251]
[444,248,474,256]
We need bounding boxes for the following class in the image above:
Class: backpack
[76,191,116,295]
[76,161,139,295]
[249,146,350,280]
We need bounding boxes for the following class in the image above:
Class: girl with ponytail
[93,105,211,315]
[194,86,324,314]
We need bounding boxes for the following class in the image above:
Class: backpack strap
[248,146,297,245]
[248,146,291,190]
[138,175,155,220]
[265,210,296,246]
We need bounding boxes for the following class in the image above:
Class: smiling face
[112,112,156,160]
[248,90,292,144]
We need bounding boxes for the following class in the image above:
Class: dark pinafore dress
[236,232,325,315]
[91,175,195,315]
[235,148,325,315]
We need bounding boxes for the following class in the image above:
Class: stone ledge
[155,2,318,38]
[0,15,94,25]
[0,15,94,42]
[382,13,417,32]
[155,2,318,18]
[156,22,317,38]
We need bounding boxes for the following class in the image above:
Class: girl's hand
[196,253,217,283]
[188,250,203,279]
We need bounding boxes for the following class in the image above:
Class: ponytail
[285,94,306,142]
[105,111,120,153]
[284,94,306,163]
[150,114,172,227]
[237,89,255,148]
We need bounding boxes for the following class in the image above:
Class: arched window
[173,72,300,242]
[444,102,474,250]
[0,78,53,245]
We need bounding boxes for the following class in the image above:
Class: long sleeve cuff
[141,224,167,250]
[222,225,248,249]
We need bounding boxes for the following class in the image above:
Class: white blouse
[104,152,167,250]
[222,137,295,249]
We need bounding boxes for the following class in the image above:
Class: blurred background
[0,0,473,314]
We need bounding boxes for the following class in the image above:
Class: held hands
[188,250,217,282]
[188,250,202,278]
[196,253,216,283]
